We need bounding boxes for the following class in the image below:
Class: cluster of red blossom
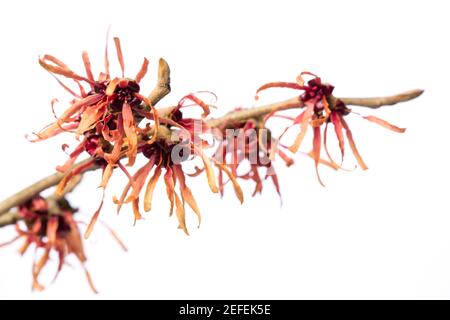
[1,37,405,292]
[0,195,96,292]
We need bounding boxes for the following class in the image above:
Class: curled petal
[186,166,204,177]
[56,159,97,196]
[39,55,91,83]
[84,189,105,239]
[255,82,307,100]
[32,248,50,291]
[178,94,212,118]
[173,165,201,226]
[144,165,162,212]
[215,163,244,204]
[288,103,314,153]
[100,221,128,252]
[64,212,87,261]
[104,114,125,164]
[59,94,103,124]
[106,78,119,96]
[56,140,86,173]
[135,93,160,145]
[266,166,282,200]
[362,115,406,133]
[132,198,143,225]
[99,163,114,189]
[113,179,132,215]
[104,27,111,78]
[164,167,175,216]
[312,126,325,187]
[174,192,189,235]
[82,51,95,83]
[113,37,125,78]
[83,266,98,294]
[340,115,368,170]
[194,146,218,193]
[126,157,155,203]
[330,111,345,162]
[76,103,106,138]
[122,103,138,166]
[46,216,59,245]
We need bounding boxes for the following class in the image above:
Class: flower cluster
[113,94,243,234]
[29,37,160,236]
[256,72,406,185]
[212,114,293,199]
[0,195,96,292]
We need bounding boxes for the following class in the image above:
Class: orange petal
[322,96,331,116]
[46,216,59,245]
[39,55,89,82]
[56,159,97,196]
[84,266,99,294]
[341,116,368,170]
[56,140,86,173]
[106,78,119,96]
[82,51,95,83]
[195,146,218,193]
[134,93,159,144]
[104,27,111,78]
[312,126,325,186]
[104,114,124,164]
[330,111,345,162]
[76,103,106,138]
[113,179,132,214]
[255,82,306,100]
[126,158,155,203]
[64,212,87,262]
[144,165,162,212]
[164,167,175,216]
[174,192,189,235]
[54,94,103,128]
[363,115,406,133]
[178,94,212,118]
[122,103,138,166]
[135,58,149,83]
[32,248,50,291]
[132,198,143,225]
[84,190,105,239]
[215,163,244,204]
[288,104,314,153]
[173,165,201,226]
[113,37,125,78]
[323,122,341,169]
[99,163,114,189]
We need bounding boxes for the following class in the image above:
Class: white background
[0,0,449,299]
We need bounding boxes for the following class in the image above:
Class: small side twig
[148,58,171,106]
[340,89,424,108]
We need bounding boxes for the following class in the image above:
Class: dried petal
[195,146,218,193]
[340,115,368,170]
[363,115,406,133]
[174,192,189,235]
[113,37,125,78]
[135,58,149,83]
[144,165,162,212]
[215,163,244,204]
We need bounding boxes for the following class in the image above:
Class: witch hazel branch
[0,34,423,292]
